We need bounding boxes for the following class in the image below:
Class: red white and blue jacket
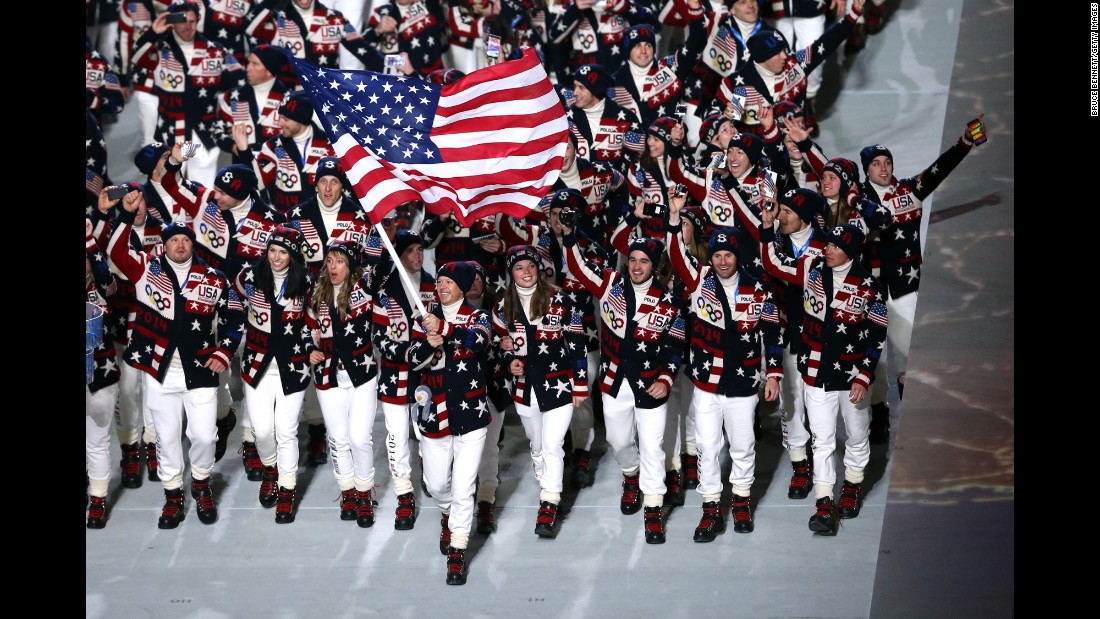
[371,268,437,405]
[286,196,374,278]
[213,79,291,163]
[760,224,888,391]
[408,302,494,437]
[243,127,336,214]
[861,138,974,300]
[490,290,588,410]
[307,272,378,390]
[131,29,245,149]
[247,0,384,79]
[87,219,121,394]
[234,263,315,394]
[107,209,245,388]
[666,220,783,396]
[567,98,644,176]
[364,0,446,76]
[565,233,686,408]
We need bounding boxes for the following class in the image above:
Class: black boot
[788,459,812,499]
[307,424,327,466]
[446,546,468,585]
[394,492,417,530]
[214,408,236,463]
[534,501,560,538]
[644,506,665,544]
[571,449,593,488]
[476,501,496,535]
[191,478,218,525]
[693,500,726,542]
[275,486,297,524]
[809,497,839,536]
[339,488,358,521]
[119,442,142,489]
[664,470,684,506]
[356,489,376,528]
[87,496,108,529]
[730,494,754,533]
[439,513,452,555]
[838,481,865,519]
[158,488,186,529]
[240,441,264,482]
[620,474,642,515]
[259,465,278,508]
[145,442,159,482]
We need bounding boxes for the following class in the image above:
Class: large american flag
[287,48,568,227]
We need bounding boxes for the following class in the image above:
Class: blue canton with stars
[293,58,444,166]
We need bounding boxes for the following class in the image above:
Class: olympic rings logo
[712,205,733,222]
[144,284,171,310]
[447,217,463,235]
[198,223,226,247]
[390,323,408,338]
[320,316,331,332]
[576,33,595,50]
[696,296,723,321]
[159,70,183,89]
[601,300,625,329]
[513,335,525,349]
[804,292,824,314]
[708,49,732,73]
[250,307,269,325]
[276,170,299,189]
[286,40,303,54]
[305,241,321,258]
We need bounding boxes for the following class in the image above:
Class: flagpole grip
[374,223,429,321]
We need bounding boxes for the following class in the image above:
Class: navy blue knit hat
[727,133,765,167]
[314,157,348,187]
[540,187,585,218]
[279,91,314,125]
[779,188,826,231]
[574,64,613,100]
[747,28,788,63]
[822,158,860,196]
[707,225,754,266]
[325,238,364,271]
[394,229,424,257]
[827,224,866,260]
[268,224,305,263]
[506,244,542,274]
[859,145,893,174]
[160,221,195,244]
[134,141,168,176]
[622,23,657,57]
[214,164,256,200]
[437,261,475,295]
[627,237,664,266]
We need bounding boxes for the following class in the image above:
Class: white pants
[779,348,810,453]
[113,341,156,445]
[568,348,601,451]
[315,374,379,489]
[87,23,118,66]
[144,367,219,488]
[330,0,368,70]
[87,383,119,497]
[515,393,573,503]
[774,15,826,98]
[804,383,871,499]
[381,401,417,496]
[180,135,222,191]
[421,426,488,550]
[692,388,757,499]
[603,381,668,504]
[244,369,307,488]
[872,290,917,403]
[476,399,508,503]
[135,90,159,148]
[664,366,697,469]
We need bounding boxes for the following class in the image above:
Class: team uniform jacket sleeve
[106,208,152,284]
[160,158,213,222]
[438,309,493,354]
[665,219,702,291]
[406,317,436,371]
[909,139,974,202]
[563,231,612,299]
[855,286,889,389]
[759,223,805,287]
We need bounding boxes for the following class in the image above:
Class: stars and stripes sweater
[666,219,783,396]
[760,224,888,391]
[407,302,494,438]
[107,208,245,388]
[564,232,686,408]
[233,263,315,394]
[307,272,378,390]
[371,268,437,405]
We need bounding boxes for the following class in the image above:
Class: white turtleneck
[559,159,581,189]
[628,60,651,97]
[331,280,344,304]
[583,99,606,130]
[273,266,288,304]
[293,125,313,162]
[516,283,536,322]
[252,77,275,103]
[788,224,814,258]
[168,255,193,370]
[320,195,342,236]
[631,277,652,310]
[869,181,890,200]
[442,298,463,323]
[718,271,740,302]
[172,32,195,65]
[831,259,854,289]
[228,198,252,222]
[733,16,758,41]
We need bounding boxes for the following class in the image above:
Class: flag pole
[373,222,429,320]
